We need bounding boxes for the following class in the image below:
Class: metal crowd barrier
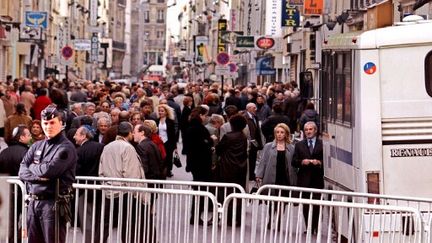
[5,175,432,243]
[257,184,432,242]
[1,178,28,243]
[74,176,245,211]
[69,184,218,243]
[221,193,424,243]
[76,176,245,204]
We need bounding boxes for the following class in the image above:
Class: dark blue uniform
[19,132,77,243]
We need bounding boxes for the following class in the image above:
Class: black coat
[184,119,213,181]
[136,138,165,179]
[76,140,104,177]
[0,142,29,176]
[216,131,248,187]
[179,106,192,136]
[242,112,263,149]
[224,96,241,110]
[292,138,324,189]
[208,103,223,116]
[156,118,177,151]
[19,133,77,195]
[261,114,291,142]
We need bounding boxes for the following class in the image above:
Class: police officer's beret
[41,105,62,120]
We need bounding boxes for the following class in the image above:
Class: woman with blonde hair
[156,104,177,177]
[256,123,296,188]
[143,119,167,161]
[255,123,297,229]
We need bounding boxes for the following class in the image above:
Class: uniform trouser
[27,199,66,243]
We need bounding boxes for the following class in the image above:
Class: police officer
[19,104,77,243]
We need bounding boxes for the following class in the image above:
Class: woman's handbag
[173,150,182,168]
[250,180,261,194]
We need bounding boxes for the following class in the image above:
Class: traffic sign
[216,52,230,65]
[61,45,74,59]
[73,39,91,51]
[215,65,230,75]
[226,73,239,79]
[228,62,238,72]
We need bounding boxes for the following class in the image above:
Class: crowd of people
[0,76,323,241]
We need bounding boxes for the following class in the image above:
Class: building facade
[176,0,432,88]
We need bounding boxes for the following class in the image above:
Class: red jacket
[151,133,166,160]
[33,95,52,120]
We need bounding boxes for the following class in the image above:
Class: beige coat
[99,136,147,200]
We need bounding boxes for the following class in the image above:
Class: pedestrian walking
[183,106,214,225]
[156,104,177,177]
[215,114,248,226]
[292,121,323,234]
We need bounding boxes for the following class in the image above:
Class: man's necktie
[308,139,314,154]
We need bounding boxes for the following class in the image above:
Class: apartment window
[144,31,150,41]
[144,11,150,23]
[157,9,164,23]
[425,50,432,97]
[156,31,164,38]
[157,0,165,3]
[118,0,126,5]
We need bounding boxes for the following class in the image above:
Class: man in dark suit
[224,89,241,110]
[73,125,104,243]
[243,103,263,181]
[292,121,323,234]
[134,124,165,180]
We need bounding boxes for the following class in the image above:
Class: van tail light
[367,172,380,204]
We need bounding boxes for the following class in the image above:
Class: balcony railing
[144,39,166,48]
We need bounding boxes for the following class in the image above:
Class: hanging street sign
[90,33,99,62]
[236,36,255,48]
[25,11,48,29]
[73,39,91,51]
[256,37,275,50]
[220,31,243,44]
[282,2,300,27]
